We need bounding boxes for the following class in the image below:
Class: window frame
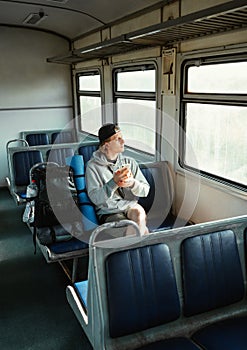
[113,63,158,158]
[180,54,247,191]
[76,69,102,135]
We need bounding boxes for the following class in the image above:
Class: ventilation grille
[23,12,48,25]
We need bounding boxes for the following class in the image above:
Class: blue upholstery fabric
[51,131,75,144]
[78,192,99,231]
[66,155,98,231]
[48,237,88,254]
[26,133,49,146]
[75,280,88,309]
[66,155,85,192]
[66,155,85,176]
[47,148,74,166]
[105,243,180,338]
[78,144,98,164]
[13,150,43,186]
[192,316,247,350]
[137,337,201,350]
[182,230,244,317]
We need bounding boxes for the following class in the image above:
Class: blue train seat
[139,162,188,231]
[13,150,43,186]
[66,221,207,350]
[34,155,97,282]
[105,243,181,338]
[46,147,74,166]
[182,230,244,317]
[66,215,247,350]
[182,230,247,350]
[78,143,98,164]
[10,149,43,203]
[68,158,188,233]
[26,133,49,146]
[72,242,200,350]
[66,155,99,231]
[32,158,90,282]
[51,130,75,144]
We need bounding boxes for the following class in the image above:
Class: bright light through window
[117,99,156,154]
[77,72,102,135]
[115,66,156,155]
[185,103,247,186]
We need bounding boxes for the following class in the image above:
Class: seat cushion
[192,316,247,350]
[48,237,88,254]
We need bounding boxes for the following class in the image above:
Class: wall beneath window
[0,27,73,187]
[175,172,247,223]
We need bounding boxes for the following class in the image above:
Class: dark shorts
[99,212,128,224]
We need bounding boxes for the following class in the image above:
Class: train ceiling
[48,0,247,64]
[0,0,169,40]
[1,0,247,64]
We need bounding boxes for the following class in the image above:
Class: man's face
[106,131,125,153]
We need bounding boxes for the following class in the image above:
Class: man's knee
[127,205,146,223]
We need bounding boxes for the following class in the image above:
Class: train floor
[0,187,92,350]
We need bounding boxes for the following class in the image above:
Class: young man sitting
[85,123,150,235]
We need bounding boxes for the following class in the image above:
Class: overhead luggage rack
[47,35,148,64]
[128,0,247,45]
[47,0,247,64]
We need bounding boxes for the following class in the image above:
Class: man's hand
[113,166,134,188]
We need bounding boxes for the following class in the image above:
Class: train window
[187,62,247,94]
[117,69,155,92]
[181,58,247,189]
[77,71,102,135]
[114,65,156,154]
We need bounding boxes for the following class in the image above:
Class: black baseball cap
[98,123,120,144]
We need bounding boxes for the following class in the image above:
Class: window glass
[79,74,100,91]
[188,62,247,94]
[79,96,101,134]
[117,70,156,92]
[185,103,247,186]
[114,66,156,155]
[117,99,156,154]
[77,71,102,135]
[182,57,247,188]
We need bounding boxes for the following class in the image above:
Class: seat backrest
[182,229,245,317]
[51,131,75,144]
[105,243,180,338]
[26,133,49,146]
[66,155,99,231]
[13,150,43,186]
[78,143,98,164]
[78,192,99,231]
[138,162,174,232]
[139,162,174,215]
[47,148,74,166]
